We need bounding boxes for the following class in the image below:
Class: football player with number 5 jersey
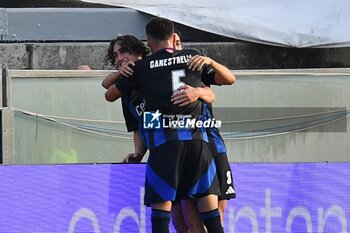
[105,17,226,233]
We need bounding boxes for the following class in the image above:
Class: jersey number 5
[171,69,186,92]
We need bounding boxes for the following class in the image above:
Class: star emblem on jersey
[143,110,162,129]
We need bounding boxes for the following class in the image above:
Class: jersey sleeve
[115,63,139,96]
[201,65,217,86]
[115,76,137,96]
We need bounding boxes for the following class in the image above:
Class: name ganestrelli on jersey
[150,55,192,69]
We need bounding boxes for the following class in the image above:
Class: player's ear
[146,35,152,49]
[171,33,176,49]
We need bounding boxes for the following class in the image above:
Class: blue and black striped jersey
[202,103,227,154]
[121,90,145,132]
[116,48,210,149]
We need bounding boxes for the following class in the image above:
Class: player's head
[145,17,175,53]
[106,35,150,68]
[76,64,92,70]
[173,29,183,50]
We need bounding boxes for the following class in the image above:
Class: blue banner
[0,163,349,232]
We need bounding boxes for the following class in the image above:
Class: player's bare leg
[218,199,227,225]
[171,203,190,233]
[181,199,207,233]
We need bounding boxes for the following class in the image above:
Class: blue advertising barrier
[0,163,349,233]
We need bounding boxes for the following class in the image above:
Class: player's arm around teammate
[188,55,235,85]
[102,62,135,89]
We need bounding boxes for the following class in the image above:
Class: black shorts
[214,152,236,200]
[144,140,221,206]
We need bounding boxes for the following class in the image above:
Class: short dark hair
[105,35,150,67]
[146,17,174,42]
[174,28,183,41]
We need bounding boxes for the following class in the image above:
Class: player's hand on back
[118,61,135,77]
[171,85,199,106]
[187,55,212,71]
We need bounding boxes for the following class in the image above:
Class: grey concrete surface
[29,42,110,70]
[1,42,350,70]
[185,42,350,69]
[0,44,28,69]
